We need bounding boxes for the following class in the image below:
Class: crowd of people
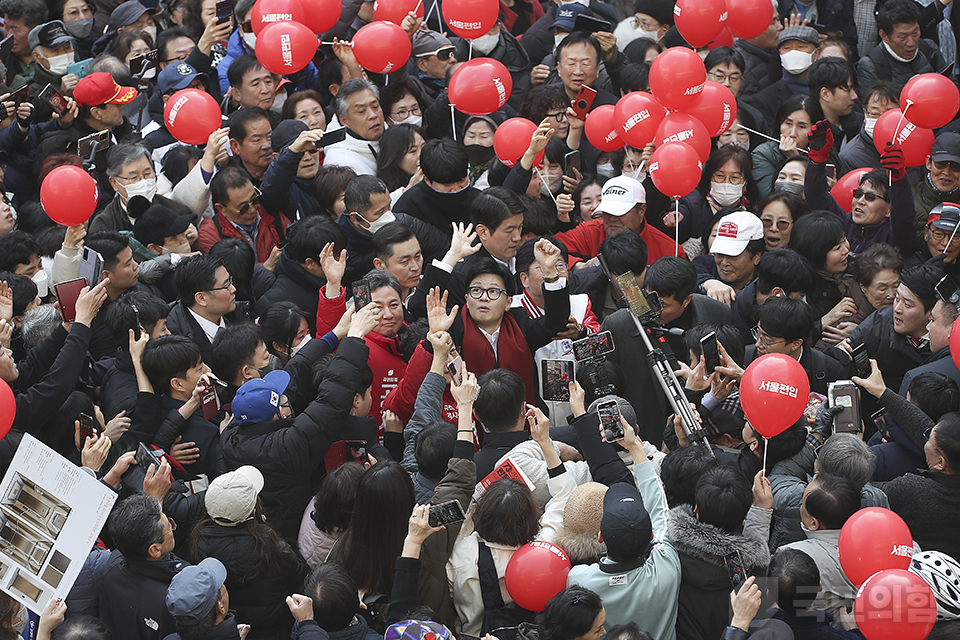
[0,0,957,639]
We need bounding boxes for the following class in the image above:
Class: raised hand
[426,287,458,332]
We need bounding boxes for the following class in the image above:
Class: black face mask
[464,143,495,166]
[773,180,804,196]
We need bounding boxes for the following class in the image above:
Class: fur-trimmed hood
[668,505,770,571]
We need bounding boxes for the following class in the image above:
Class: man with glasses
[410,30,456,101]
[907,203,960,281]
[914,133,960,239]
[199,165,289,264]
[166,254,237,362]
[92,143,195,235]
[805,121,916,257]
[807,57,861,153]
[744,297,847,395]
[703,47,767,138]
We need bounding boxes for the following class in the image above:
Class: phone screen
[136,443,162,472]
[598,400,623,443]
[725,551,746,592]
[851,343,871,378]
[352,282,372,309]
[572,331,614,361]
[700,332,720,372]
[429,500,466,527]
[542,359,573,402]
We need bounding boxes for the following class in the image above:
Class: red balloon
[854,569,937,640]
[585,104,625,152]
[251,0,306,35]
[255,21,318,74]
[615,92,666,149]
[680,81,737,137]
[740,353,810,438]
[649,142,703,199]
[352,21,411,74]
[373,0,423,25]
[709,27,734,50]
[873,109,935,167]
[726,0,774,38]
[839,507,914,587]
[655,112,711,163]
[901,73,960,130]
[40,165,98,226]
[443,0,499,39]
[494,118,540,167]
[674,0,726,47]
[449,58,512,116]
[649,47,707,111]
[0,380,15,440]
[299,0,341,34]
[164,89,223,145]
[830,167,873,212]
[951,314,960,372]
[504,541,571,612]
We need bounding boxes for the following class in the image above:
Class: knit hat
[563,482,607,533]
[633,0,675,26]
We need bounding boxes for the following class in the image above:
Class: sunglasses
[853,188,889,203]
[420,47,455,61]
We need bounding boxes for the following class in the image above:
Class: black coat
[190,524,308,640]
[218,337,370,541]
[254,253,328,334]
[848,305,930,394]
[393,181,481,235]
[98,551,188,640]
[733,40,776,100]
[99,352,139,423]
[166,301,232,364]
[260,146,323,222]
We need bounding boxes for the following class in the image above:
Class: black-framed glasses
[545,110,567,123]
[468,286,507,300]
[929,225,960,243]
[761,218,792,231]
[390,105,421,120]
[853,188,889,202]
[207,276,234,292]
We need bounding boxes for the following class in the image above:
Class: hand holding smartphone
[54,278,87,323]
[429,499,466,527]
[597,399,624,443]
[700,331,720,373]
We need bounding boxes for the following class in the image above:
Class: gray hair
[334,78,379,119]
[89,53,131,78]
[818,433,877,489]
[21,304,61,349]
[106,143,153,178]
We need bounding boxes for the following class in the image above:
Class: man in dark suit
[165,254,236,363]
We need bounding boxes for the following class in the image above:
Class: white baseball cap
[204,466,264,526]
[594,175,646,217]
[711,211,765,256]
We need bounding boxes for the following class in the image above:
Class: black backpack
[478,540,538,640]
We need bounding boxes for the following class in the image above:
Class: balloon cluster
[870,74,957,164]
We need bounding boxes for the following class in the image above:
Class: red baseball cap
[73,72,138,107]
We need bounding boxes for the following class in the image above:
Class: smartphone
[700,331,720,373]
[38,84,68,116]
[136,442,163,472]
[851,342,871,379]
[828,381,861,434]
[316,128,347,149]
[77,129,110,157]
[572,330,615,361]
[215,0,232,24]
[616,272,653,318]
[564,150,581,179]
[571,85,597,121]
[825,163,837,181]
[725,550,746,592]
[129,49,158,77]
[352,282,372,309]
[54,278,87,322]
[446,352,463,387]
[6,85,29,106]
[0,34,13,58]
[346,440,367,464]
[429,499,466,527]
[201,377,229,421]
[78,413,101,441]
[597,399,624,443]
[935,274,959,305]
[541,359,573,402]
[871,408,889,439]
[66,57,92,79]
[78,246,104,288]
[573,14,612,34]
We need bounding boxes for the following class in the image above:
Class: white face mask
[710,181,744,207]
[242,31,257,50]
[162,240,192,255]
[43,51,75,76]
[554,33,566,51]
[864,116,878,140]
[780,50,814,75]
[471,31,500,55]
[143,25,157,43]
[358,210,396,233]
[596,162,615,178]
[291,334,311,357]
[123,177,157,203]
[394,114,422,128]
[623,167,646,182]
[32,268,48,298]
[541,173,563,195]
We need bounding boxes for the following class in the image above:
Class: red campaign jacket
[197,206,290,264]
[382,341,460,425]
[499,0,545,34]
[554,218,686,268]
[315,285,347,337]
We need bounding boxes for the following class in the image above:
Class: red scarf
[461,306,536,404]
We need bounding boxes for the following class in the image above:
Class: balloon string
[762,436,768,474]
[469,39,473,61]
[450,103,457,141]
[534,166,559,206]
[674,198,680,257]
[320,41,352,46]
[739,125,808,154]
[947,219,960,252]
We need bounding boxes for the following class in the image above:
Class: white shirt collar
[187,307,226,344]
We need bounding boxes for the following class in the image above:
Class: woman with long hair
[790,212,854,332]
[377,124,426,201]
[539,587,606,640]
[751,94,831,198]
[298,462,364,569]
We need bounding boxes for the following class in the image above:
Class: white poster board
[0,433,117,613]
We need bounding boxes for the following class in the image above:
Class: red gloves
[806,119,834,164]
[880,142,906,182]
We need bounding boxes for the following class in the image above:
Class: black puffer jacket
[190,523,309,640]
